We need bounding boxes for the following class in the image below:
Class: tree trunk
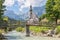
[49,18,58,36]
[56,18,57,26]
[53,18,57,30]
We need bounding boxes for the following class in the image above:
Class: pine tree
[0,0,5,20]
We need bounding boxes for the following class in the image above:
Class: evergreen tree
[0,0,5,20]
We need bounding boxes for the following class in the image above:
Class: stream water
[3,30,60,40]
[4,30,26,40]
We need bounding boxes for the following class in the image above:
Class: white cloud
[4,0,46,15]
[17,0,45,12]
[4,0,46,11]
[4,0,14,6]
[18,0,24,3]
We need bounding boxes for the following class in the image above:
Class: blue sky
[4,0,47,15]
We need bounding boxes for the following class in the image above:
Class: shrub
[16,27,23,32]
[0,29,4,34]
[56,26,60,34]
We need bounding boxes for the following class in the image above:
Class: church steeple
[30,5,33,19]
[30,5,32,12]
[27,5,39,25]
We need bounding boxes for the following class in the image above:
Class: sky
[3,0,47,15]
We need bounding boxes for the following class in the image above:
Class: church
[25,5,39,36]
[26,5,39,25]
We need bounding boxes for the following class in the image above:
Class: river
[4,30,26,40]
[3,30,60,40]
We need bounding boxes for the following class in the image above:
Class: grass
[16,27,25,32]
[15,26,51,33]
[30,26,51,33]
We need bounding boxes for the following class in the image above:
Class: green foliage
[39,14,46,21]
[3,16,8,21]
[46,0,60,22]
[0,0,6,26]
[0,29,4,34]
[16,27,24,32]
[0,0,5,20]
[56,26,60,34]
[30,26,51,33]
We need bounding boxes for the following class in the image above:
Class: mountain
[22,5,45,20]
[4,10,24,21]
[33,6,45,17]
[4,5,45,21]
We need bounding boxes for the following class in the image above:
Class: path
[4,30,60,40]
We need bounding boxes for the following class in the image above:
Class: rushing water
[3,30,60,40]
[4,30,26,40]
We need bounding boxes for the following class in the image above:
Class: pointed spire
[30,5,32,19]
[30,5,32,12]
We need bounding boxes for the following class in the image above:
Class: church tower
[30,5,33,19]
[26,5,39,25]
[26,5,39,37]
[30,5,32,14]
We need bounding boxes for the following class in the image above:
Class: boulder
[0,34,6,39]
